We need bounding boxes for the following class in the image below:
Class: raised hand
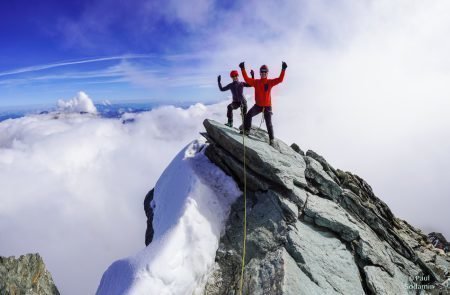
[218,75,221,82]
[250,70,254,79]
[239,62,245,69]
[282,61,288,70]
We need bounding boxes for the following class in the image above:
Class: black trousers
[244,105,274,140]
[227,100,247,121]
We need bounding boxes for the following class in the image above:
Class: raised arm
[243,72,253,87]
[217,75,231,91]
[239,62,255,86]
[270,62,287,86]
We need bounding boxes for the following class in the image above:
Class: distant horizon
[0,95,222,111]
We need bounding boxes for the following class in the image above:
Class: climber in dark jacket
[218,70,252,127]
[240,61,287,146]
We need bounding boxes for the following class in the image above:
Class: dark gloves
[239,62,245,69]
[250,70,254,79]
[282,61,288,70]
[217,75,221,83]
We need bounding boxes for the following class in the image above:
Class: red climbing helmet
[230,70,239,77]
[260,65,269,73]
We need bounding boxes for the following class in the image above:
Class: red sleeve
[241,68,255,86]
[270,69,285,86]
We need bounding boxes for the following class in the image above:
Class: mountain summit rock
[198,119,449,294]
[0,253,60,294]
[139,119,450,294]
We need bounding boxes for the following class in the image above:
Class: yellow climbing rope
[239,106,248,295]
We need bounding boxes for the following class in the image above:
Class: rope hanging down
[238,105,264,293]
[238,106,248,295]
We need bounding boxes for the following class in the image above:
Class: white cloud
[114,61,163,88]
[0,99,231,294]
[163,0,214,27]
[57,91,98,114]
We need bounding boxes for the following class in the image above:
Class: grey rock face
[428,232,450,253]
[144,188,155,246]
[286,220,364,294]
[304,156,342,201]
[197,119,450,294]
[289,143,304,156]
[203,119,308,193]
[0,253,59,295]
[303,193,360,242]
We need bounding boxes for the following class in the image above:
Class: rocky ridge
[143,119,450,294]
[428,233,450,254]
[0,253,59,294]
[200,119,449,295]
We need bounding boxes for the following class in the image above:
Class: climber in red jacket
[239,61,287,146]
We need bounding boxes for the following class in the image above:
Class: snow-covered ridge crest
[96,139,241,295]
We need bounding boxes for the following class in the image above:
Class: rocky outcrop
[199,119,450,295]
[428,233,450,253]
[0,253,59,294]
[144,188,155,246]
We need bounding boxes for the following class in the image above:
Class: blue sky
[0,0,250,107]
[0,0,360,107]
[2,0,364,107]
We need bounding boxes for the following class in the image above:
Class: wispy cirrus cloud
[0,54,153,78]
[0,56,216,92]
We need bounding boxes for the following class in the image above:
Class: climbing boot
[225,120,233,127]
[240,129,250,136]
[269,139,274,146]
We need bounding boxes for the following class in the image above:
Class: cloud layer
[1,81,449,294]
[0,98,230,294]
